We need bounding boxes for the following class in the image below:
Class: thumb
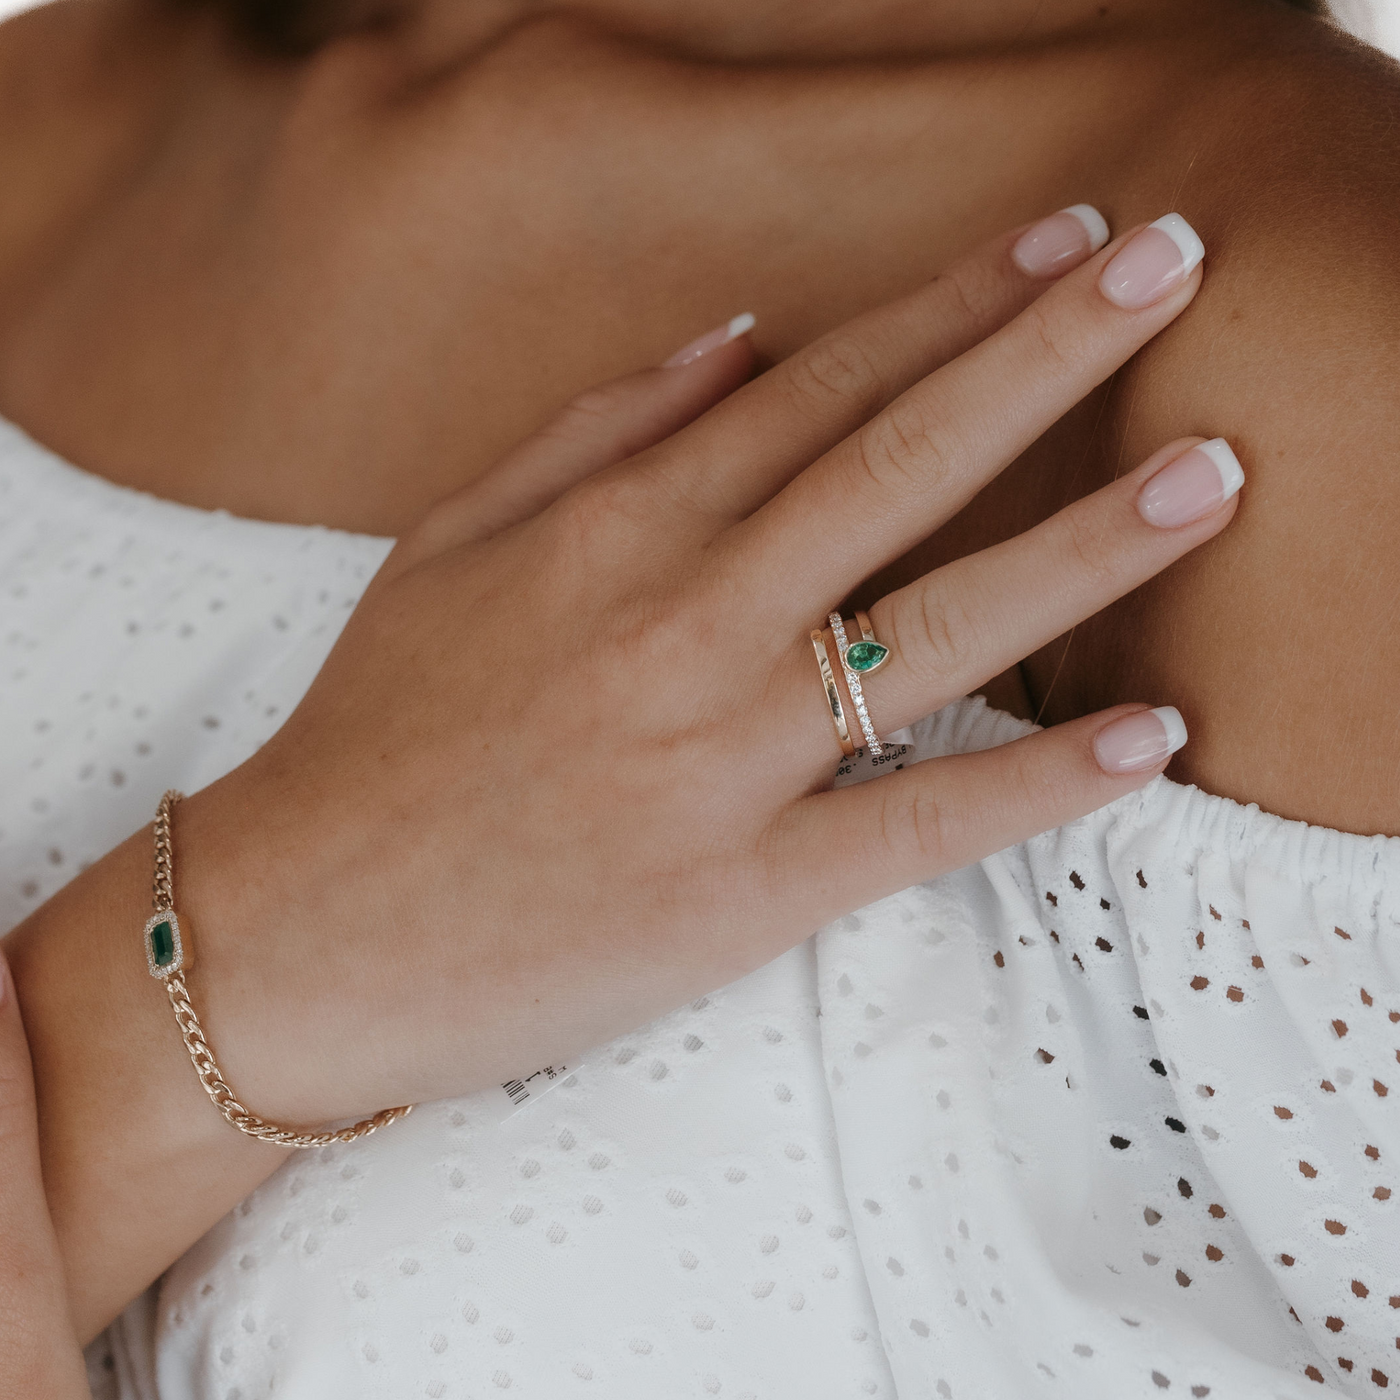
[0,948,89,1399]
[394,314,758,567]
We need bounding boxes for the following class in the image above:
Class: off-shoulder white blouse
[2,416,1396,1400]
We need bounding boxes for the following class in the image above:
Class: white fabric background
[3,417,1399,1399]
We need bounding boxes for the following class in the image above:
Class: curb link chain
[153,790,414,1149]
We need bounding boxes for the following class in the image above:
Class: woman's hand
[0,949,89,1399]
[6,206,1241,1338]
[177,208,1233,1123]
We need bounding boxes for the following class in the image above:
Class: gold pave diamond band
[828,610,892,758]
[145,790,414,1149]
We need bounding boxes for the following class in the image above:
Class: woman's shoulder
[1035,16,1400,838]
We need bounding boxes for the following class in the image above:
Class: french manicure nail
[1137,438,1244,527]
[1099,213,1205,309]
[1011,204,1111,278]
[663,312,757,368]
[1094,706,1188,775]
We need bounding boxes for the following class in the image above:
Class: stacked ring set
[809,610,892,758]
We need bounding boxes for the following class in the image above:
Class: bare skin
[0,0,1397,1348]
[0,951,87,1398]
[1,0,1398,833]
[7,215,1229,1337]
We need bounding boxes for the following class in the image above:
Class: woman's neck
[0,0,1247,124]
[26,0,1229,83]
[0,0,1247,305]
[0,0,1301,536]
[379,0,1213,72]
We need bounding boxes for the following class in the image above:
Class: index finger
[650,206,1112,519]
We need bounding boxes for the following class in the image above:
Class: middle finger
[658,205,1111,520]
[854,435,1245,738]
[739,213,1207,615]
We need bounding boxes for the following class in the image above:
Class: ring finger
[838,436,1245,739]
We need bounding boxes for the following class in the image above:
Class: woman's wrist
[147,790,416,1147]
[163,763,385,1126]
[168,751,488,1126]
[3,754,440,1338]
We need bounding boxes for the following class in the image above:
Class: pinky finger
[791,705,1186,904]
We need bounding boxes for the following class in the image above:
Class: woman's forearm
[4,802,285,1340]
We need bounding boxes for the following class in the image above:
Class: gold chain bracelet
[144,790,414,1149]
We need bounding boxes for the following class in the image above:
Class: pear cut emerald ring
[828,609,891,757]
[844,638,889,673]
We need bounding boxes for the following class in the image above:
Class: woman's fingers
[396,204,1116,569]
[747,214,1207,610]
[392,321,756,568]
[655,207,1111,520]
[0,951,89,1399]
[784,705,1187,905]
[856,436,1243,733]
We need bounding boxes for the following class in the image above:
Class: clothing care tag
[833,739,914,787]
[494,1064,576,1122]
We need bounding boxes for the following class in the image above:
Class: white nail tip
[1196,437,1245,501]
[1064,204,1111,254]
[1149,706,1189,756]
[726,312,757,341]
[1148,213,1205,276]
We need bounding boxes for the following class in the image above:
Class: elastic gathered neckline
[902,693,1400,914]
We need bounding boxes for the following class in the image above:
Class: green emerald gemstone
[845,640,889,673]
[149,919,176,968]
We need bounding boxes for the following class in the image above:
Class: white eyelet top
[2,415,1397,1400]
